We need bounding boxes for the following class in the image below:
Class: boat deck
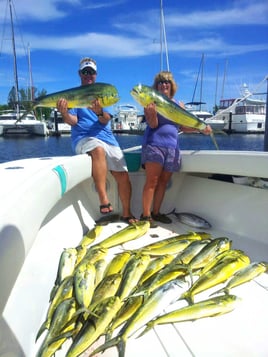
[31,219,268,357]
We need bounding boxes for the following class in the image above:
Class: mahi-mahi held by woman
[130,83,219,149]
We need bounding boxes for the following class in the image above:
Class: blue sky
[0,0,267,114]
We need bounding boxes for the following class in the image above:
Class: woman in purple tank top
[140,71,212,227]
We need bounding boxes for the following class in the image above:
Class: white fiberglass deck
[27,220,268,357]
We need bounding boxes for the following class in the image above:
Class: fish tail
[137,322,154,338]
[187,266,194,286]
[210,287,228,296]
[88,335,122,356]
[213,129,228,136]
[118,338,127,357]
[180,291,194,305]
[210,132,219,150]
[166,208,176,215]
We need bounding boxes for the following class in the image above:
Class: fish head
[95,83,120,107]
[101,92,120,107]
[130,84,156,107]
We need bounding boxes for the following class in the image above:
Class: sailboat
[185,54,225,131]
[0,0,48,136]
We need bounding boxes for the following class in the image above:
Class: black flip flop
[100,203,113,214]
[120,216,138,224]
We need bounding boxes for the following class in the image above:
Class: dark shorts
[141,144,181,172]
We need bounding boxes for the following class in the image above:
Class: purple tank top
[142,113,180,150]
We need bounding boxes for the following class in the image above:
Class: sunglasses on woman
[157,80,171,85]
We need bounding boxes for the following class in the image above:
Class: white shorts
[75,137,128,172]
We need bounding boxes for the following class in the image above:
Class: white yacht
[112,104,143,132]
[215,85,266,133]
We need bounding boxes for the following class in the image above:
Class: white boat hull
[222,113,265,133]
[0,119,48,136]
[1,152,268,356]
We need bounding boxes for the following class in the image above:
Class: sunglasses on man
[81,68,96,76]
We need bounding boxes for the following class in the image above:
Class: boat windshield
[219,99,235,109]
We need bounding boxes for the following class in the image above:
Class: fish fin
[35,320,49,341]
[42,330,74,348]
[49,284,59,301]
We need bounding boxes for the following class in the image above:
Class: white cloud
[165,2,268,27]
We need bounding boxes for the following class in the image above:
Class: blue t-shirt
[142,113,180,150]
[69,107,119,152]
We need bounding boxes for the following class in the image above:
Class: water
[0,133,265,164]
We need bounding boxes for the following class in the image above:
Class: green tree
[5,86,52,120]
[19,87,37,111]
[34,88,51,120]
[0,104,9,111]
[7,86,19,109]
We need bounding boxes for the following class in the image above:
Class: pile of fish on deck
[35,220,268,357]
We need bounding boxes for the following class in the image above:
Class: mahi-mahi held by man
[18,82,120,121]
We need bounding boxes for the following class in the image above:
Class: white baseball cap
[79,58,97,73]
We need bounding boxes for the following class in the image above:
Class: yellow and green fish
[140,294,241,336]
[34,82,120,109]
[130,84,219,149]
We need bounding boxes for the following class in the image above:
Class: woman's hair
[152,71,178,98]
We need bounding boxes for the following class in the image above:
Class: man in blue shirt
[57,57,136,223]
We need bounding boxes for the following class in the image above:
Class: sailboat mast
[27,44,34,101]
[199,53,204,111]
[8,0,19,114]
[214,63,219,110]
[160,0,169,71]
[221,59,228,99]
